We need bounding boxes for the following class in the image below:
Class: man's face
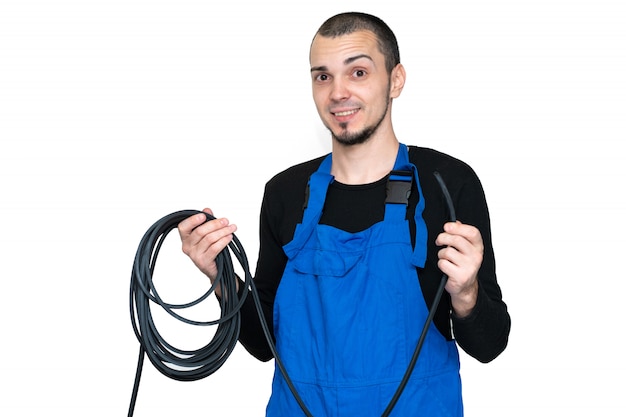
[309,30,397,146]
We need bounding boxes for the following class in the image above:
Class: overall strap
[389,144,428,268]
[283,154,333,259]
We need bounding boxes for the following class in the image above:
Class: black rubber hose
[129,170,456,417]
[128,210,312,416]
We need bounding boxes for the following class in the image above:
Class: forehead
[309,30,383,68]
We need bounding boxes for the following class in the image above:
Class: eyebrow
[310,54,374,73]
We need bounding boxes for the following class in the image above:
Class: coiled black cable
[129,171,456,417]
[128,210,311,417]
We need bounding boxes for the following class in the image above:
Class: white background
[1,0,625,416]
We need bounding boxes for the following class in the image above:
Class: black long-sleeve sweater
[235,145,510,364]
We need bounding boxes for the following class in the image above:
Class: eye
[353,69,366,78]
[315,73,330,82]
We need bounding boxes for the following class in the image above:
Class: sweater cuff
[214,275,247,303]
[451,284,486,324]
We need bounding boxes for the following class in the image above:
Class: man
[179,12,510,416]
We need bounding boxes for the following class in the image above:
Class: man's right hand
[178,208,237,284]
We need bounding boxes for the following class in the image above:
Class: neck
[330,136,400,184]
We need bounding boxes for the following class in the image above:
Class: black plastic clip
[385,170,413,205]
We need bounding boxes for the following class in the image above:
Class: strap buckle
[385,170,412,205]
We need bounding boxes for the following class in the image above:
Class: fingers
[436,222,483,260]
[178,209,237,280]
[178,210,212,238]
[437,221,483,248]
[435,221,483,294]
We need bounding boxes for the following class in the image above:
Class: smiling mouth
[332,109,358,117]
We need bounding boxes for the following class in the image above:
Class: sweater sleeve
[235,183,286,361]
[448,162,511,363]
[451,283,511,363]
[411,146,510,362]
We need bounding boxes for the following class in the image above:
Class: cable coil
[128,209,310,416]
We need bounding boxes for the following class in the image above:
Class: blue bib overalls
[267,144,463,416]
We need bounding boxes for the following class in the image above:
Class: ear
[389,63,406,99]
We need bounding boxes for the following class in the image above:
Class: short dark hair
[315,12,400,74]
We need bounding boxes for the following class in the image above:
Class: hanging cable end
[433,171,457,223]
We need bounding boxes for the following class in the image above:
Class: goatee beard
[332,124,377,146]
[329,92,390,147]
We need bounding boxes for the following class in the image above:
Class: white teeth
[334,109,357,117]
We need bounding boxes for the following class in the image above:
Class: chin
[333,134,370,147]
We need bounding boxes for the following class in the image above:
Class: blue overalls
[267,144,462,416]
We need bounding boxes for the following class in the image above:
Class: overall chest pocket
[291,247,363,278]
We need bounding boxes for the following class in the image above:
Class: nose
[330,78,349,102]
